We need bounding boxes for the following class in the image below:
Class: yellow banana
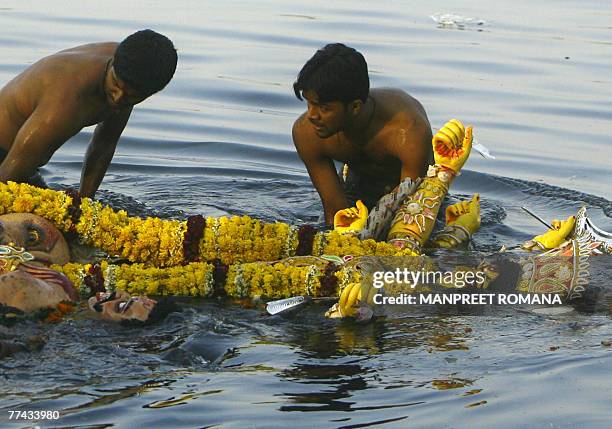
[338,282,356,309]
[341,282,363,317]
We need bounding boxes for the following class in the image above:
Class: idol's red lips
[19,262,79,301]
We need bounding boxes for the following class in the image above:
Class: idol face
[0,213,70,265]
[89,290,157,322]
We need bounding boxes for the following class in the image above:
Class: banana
[341,282,362,317]
[338,282,356,309]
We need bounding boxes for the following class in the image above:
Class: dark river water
[0,1,611,428]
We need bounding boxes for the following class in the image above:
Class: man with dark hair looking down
[292,43,433,226]
[0,29,177,197]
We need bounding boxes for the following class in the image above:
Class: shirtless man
[292,43,433,225]
[0,29,177,198]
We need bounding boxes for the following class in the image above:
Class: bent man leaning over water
[292,43,433,225]
[0,29,177,197]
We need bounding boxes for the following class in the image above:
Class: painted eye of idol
[26,227,41,246]
[117,297,135,314]
[24,220,53,251]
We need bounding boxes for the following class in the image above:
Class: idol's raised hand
[327,281,376,321]
[433,119,473,174]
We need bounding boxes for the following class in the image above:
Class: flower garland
[198,215,297,265]
[225,262,320,299]
[53,261,215,297]
[1,182,420,268]
[0,182,74,231]
[51,258,356,300]
[184,215,206,262]
[319,231,415,257]
[76,198,187,267]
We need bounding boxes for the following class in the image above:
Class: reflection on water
[2,301,612,427]
[1,0,612,427]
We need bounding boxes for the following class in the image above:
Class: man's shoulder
[292,112,316,144]
[292,112,330,160]
[55,41,118,57]
[373,88,429,128]
[292,112,309,131]
[32,42,117,78]
[373,87,423,110]
[371,89,431,152]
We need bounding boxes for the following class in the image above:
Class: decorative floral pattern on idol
[396,192,439,234]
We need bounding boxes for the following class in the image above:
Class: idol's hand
[446,194,481,235]
[334,200,368,234]
[523,215,576,251]
[430,194,480,248]
[433,119,473,174]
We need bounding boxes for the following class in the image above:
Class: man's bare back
[0,42,120,152]
[0,30,177,197]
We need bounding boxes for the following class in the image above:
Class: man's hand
[433,119,473,174]
[446,193,481,235]
[334,200,368,234]
[523,215,576,251]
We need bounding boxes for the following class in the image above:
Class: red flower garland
[183,215,206,263]
[296,225,317,256]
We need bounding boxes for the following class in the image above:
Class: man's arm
[292,117,348,225]
[79,107,132,198]
[0,106,81,183]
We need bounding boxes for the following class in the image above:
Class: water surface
[0,1,611,428]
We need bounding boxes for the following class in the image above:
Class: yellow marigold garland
[51,259,360,299]
[321,231,413,257]
[1,182,421,268]
[76,199,187,267]
[225,262,322,299]
[0,182,74,231]
[53,261,215,297]
[200,216,296,264]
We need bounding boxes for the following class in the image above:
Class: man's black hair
[113,29,178,97]
[120,297,180,327]
[293,43,369,104]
